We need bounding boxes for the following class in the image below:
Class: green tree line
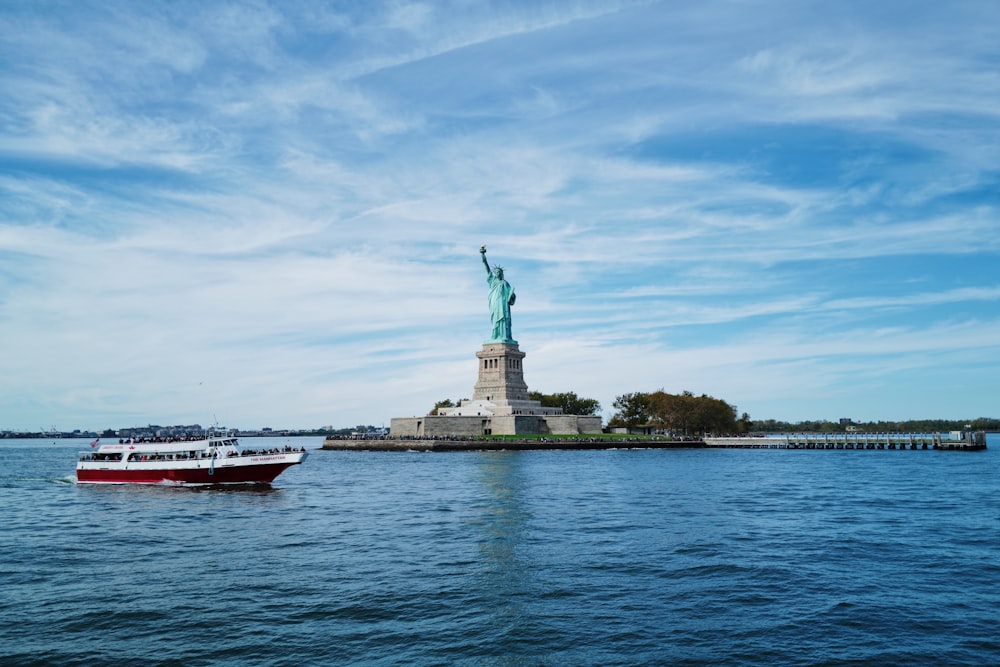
[608,390,749,435]
[431,390,999,434]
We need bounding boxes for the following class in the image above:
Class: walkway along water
[322,432,987,452]
[702,431,986,451]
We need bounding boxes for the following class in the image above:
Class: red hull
[76,461,297,485]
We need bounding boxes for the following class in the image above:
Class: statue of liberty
[480,246,516,344]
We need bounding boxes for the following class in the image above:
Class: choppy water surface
[2,436,999,666]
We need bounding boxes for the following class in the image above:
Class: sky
[2,1,999,432]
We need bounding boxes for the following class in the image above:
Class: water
[2,436,999,666]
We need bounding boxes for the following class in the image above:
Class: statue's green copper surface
[480,246,516,344]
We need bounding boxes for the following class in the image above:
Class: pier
[703,432,987,451]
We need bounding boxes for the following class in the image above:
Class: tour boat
[76,435,308,485]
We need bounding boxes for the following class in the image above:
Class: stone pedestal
[390,342,602,437]
[474,343,528,403]
[442,343,561,418]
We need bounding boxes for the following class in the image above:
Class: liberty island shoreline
[321,431,987,452]
[379,249,995,450]
[321,435,703,451]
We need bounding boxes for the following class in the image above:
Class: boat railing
[78,452,124,462]
[238,446,307,457]
[80,445,307,463]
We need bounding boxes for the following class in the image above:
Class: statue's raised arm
[479,246,516,344]
[480,245,492,276]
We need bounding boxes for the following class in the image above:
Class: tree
[737,412,752,434]
[430,399,455,415]
[691,394,737,435]
[652,390,697,434]
[529,391,601,416]
[608,392,653,428]
[611,389,737,434]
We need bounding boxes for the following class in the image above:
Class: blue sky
[2,1,999,432]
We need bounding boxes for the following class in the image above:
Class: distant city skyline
[2,1,999,432]
[0,423,343,438]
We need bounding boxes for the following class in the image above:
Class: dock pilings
[702,432,987,451]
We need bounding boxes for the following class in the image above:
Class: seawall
[321,437,705,452]
[322,432,988,452]
[703,432,987,450]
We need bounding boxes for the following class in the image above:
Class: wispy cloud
[1,0,998,430]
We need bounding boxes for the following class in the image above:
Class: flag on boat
[90,438,100,447]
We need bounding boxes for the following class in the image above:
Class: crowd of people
[80,443,306,462]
